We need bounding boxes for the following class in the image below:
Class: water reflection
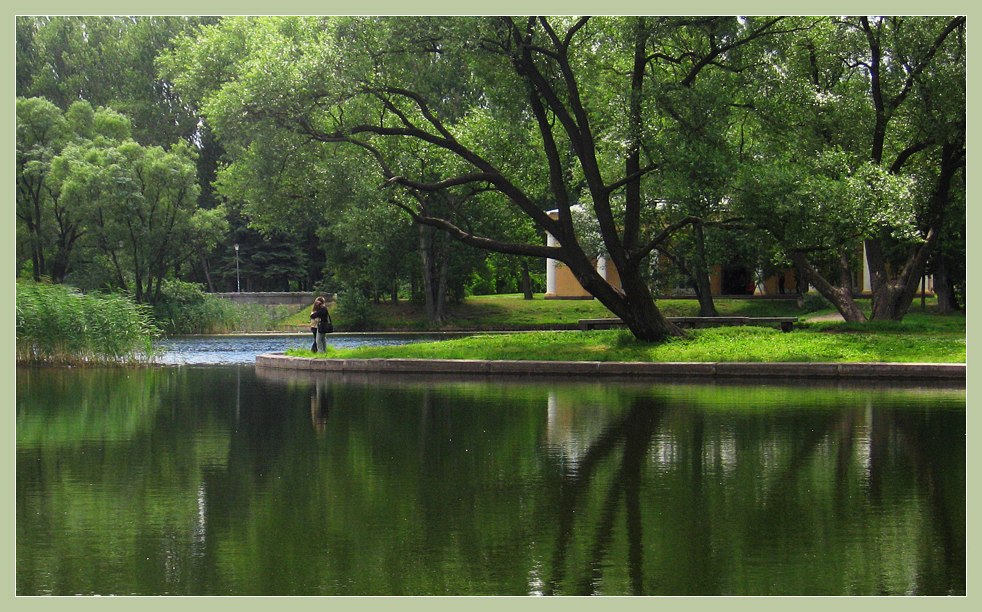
[310,379,330,436]
[16,366,965,596]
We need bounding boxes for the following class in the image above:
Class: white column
[596,255,608,280]
[862,242,872,294]
[546,232,557,296]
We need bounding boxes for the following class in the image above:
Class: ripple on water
[152,334,440,365]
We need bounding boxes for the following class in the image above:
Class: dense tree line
[16,16,965,340]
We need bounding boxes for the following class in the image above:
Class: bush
[334,287,375,331]
[800,292,834,313]
[152,279,296,334]
[16,280,158,365]
[152,280,237,334]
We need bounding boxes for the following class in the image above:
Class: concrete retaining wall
[255,354,965,381]
[212,292,333,307]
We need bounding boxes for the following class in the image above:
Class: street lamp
[234,243,240,293]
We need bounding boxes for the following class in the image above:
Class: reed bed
[16,281,159,365]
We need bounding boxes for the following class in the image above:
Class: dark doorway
[721,264,754,295]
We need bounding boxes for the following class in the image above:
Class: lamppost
[234,243,240,293]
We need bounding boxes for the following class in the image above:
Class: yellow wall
[710,265,722,295]
[555,264,593,298]
[605,262,621,291]
[550,261,621,299]
[762,270,797,295]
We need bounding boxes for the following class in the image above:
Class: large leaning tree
[163,15,795,341]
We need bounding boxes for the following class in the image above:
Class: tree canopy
[16,15,966,335]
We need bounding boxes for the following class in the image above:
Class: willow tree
[735,16,965,322]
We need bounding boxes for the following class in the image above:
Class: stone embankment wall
[256,354,965,382]
[212,292,334,307]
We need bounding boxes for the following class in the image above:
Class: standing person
[309,298,320,351]
[310,296,332,353]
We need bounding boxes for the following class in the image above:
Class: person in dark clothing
[309,296,332,353]
[309,299,320,351]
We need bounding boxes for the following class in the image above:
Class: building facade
[543,211,932,299]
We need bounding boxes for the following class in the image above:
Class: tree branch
[681,17,787,87]
[889,16,965,112]
[889,141,931,174]
[606,164,658,195]
[564,17,590,48]
[390,195,563,260]
[634,216,702,263]
[383,172,496,192]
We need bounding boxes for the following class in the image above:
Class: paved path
[805,312,846,322]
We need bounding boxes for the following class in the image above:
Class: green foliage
[734,16,965,321]
[333,287,376,331]
[150,279,233,334]
[17,95,221,299]
[17,16,207,147]
[49,132,206,301]
[16,280,158,365]
[801,292,834,313]
[18,16,965,333]
[150,279,297,334]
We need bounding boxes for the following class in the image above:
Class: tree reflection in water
[16,367,965,596]
[537,384,964,596]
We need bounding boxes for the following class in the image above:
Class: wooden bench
[578,316,798,332]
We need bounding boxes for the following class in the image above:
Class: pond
[17,352,965,597]
[152,333,449,365]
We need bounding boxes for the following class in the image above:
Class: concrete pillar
[546,232,557,296]
[862,242,872,294]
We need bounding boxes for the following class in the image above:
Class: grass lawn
[285,309,965,364]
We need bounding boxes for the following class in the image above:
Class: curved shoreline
[256,353,965,382]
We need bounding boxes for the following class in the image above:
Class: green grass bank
[286,309,964,365]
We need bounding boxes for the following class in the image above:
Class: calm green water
[17,365,965,596]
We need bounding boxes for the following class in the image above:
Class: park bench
[578,316,798,332]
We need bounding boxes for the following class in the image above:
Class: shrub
[151,280,235,334]
[800,292,834,313]
[334,287,375,331]
[152,279,295,334]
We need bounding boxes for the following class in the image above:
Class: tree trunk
[617,278,683,341]
[865,142,961,321]
[574,254,683,342]
[50,252,68,284]
[31,230,45,281]
[520,260,533,300]
[435,250,449,323]
[31,199,46,281]
[418,224,447,326]
[202,257,215,292]
[933,257,959,313]
[691,224,719,317]
[790,251,866,322]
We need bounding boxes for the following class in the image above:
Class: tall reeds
[16,281,159,365]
